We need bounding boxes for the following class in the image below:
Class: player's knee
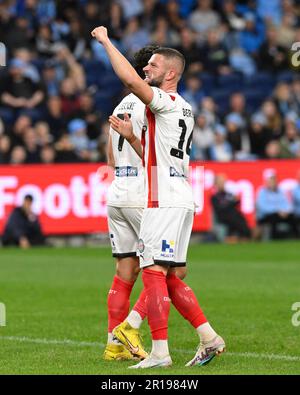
[116,258,140,282]
[175,266,187,280]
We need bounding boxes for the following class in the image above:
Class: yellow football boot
[103,343,134,361]
[112,321,148,360]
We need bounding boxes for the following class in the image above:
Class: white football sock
[107,332,121,345]
[151,340,170,358]
[127,310,143,329]
[196,322,218,343]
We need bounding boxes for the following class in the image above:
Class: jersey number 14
[170,119,193,160]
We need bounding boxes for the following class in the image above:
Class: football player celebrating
[93,26,225,368]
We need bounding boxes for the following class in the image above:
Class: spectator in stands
[165,0,185,31]
[188,0,220,43]
[257,27,289,72]
[65,17,86,60]
[264,140,284,159]
[77,91,102,141]
[36,24,57,59]
[276,11,297,49]
[225,112,250,159]
[238,12,264,55]
[9,115,32,147]
[256,171,299,239]
[150,16,179,47]
[279,122,300,158]
[220,0,246,33]
[104,1,125,42]
[67,118,96,162]
[199,29,231,75]
[141,0,166,31]
[2,194,45,248]
[40,144,56,164]
[10,146,27,164]
[261,99,283,139]
[35,121,53,147]
[0,58,45,123]
[46,96,66,141]
[273,82,294,117]
[209,124,233,161]
[181,73,205,113]
[59,78,81,119]
[0,134,11,164]
[54,133,80,163]
[229,92,249,126]
[176,27,203,73]
[211,173,251,241]
[191,112,215,160]
[23,127,40,163]
[122,17,150,59]
[248,112,273,158]
[42,59,60,97]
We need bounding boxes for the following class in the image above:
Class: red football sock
[142,269,170,340]
[166,273,207,328]
[132,288,147,320]
[107,275,135,333]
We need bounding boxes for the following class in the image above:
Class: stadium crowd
[1,0,300,165]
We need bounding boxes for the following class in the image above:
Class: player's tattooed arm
[109,113,143,159]
[91,26,153,105]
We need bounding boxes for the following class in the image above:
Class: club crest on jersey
[161,240,175,259]
[138,238,145,254]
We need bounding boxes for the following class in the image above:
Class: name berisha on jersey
[118,101,137,111]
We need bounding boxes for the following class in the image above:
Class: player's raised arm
[91,26,153,105]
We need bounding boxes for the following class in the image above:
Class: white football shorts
[107,206,143,258]
[138,207,194,268]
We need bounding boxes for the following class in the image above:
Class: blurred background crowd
[1,0,300,165]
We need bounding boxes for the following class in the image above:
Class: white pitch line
[1,336,300,363]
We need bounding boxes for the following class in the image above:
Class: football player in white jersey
[103,46,157,361]
[92,26,225,369]
[104,45,188,362]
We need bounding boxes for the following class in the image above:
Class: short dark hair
[24,194,33,202]
[133,45,160,78]
[153,47,185,75]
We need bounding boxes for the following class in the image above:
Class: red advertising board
[0,160,299,235]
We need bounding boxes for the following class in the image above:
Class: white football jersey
[107,93,146,207]
[143,87,195,210]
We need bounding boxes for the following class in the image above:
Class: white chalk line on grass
[1,336,300,363]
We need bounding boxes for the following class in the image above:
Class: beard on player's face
[145,73,165,88]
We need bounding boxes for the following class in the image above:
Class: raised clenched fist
[91,26,109,44]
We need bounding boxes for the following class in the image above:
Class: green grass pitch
[0,242,300,375]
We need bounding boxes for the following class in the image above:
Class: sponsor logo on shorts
[161,240,175,259]
[115,166,138,177]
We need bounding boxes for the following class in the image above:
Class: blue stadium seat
[218,73,243,92]
[276,70,297,83]
[198,72,216,94]
[211,88,231,115]
[243,72,275,92]
[94,91,115,116]
[244,88,267,112]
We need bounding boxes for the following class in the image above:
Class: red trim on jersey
[141,126,146,168]
[146,106,159,208]
[169,95,176,101]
